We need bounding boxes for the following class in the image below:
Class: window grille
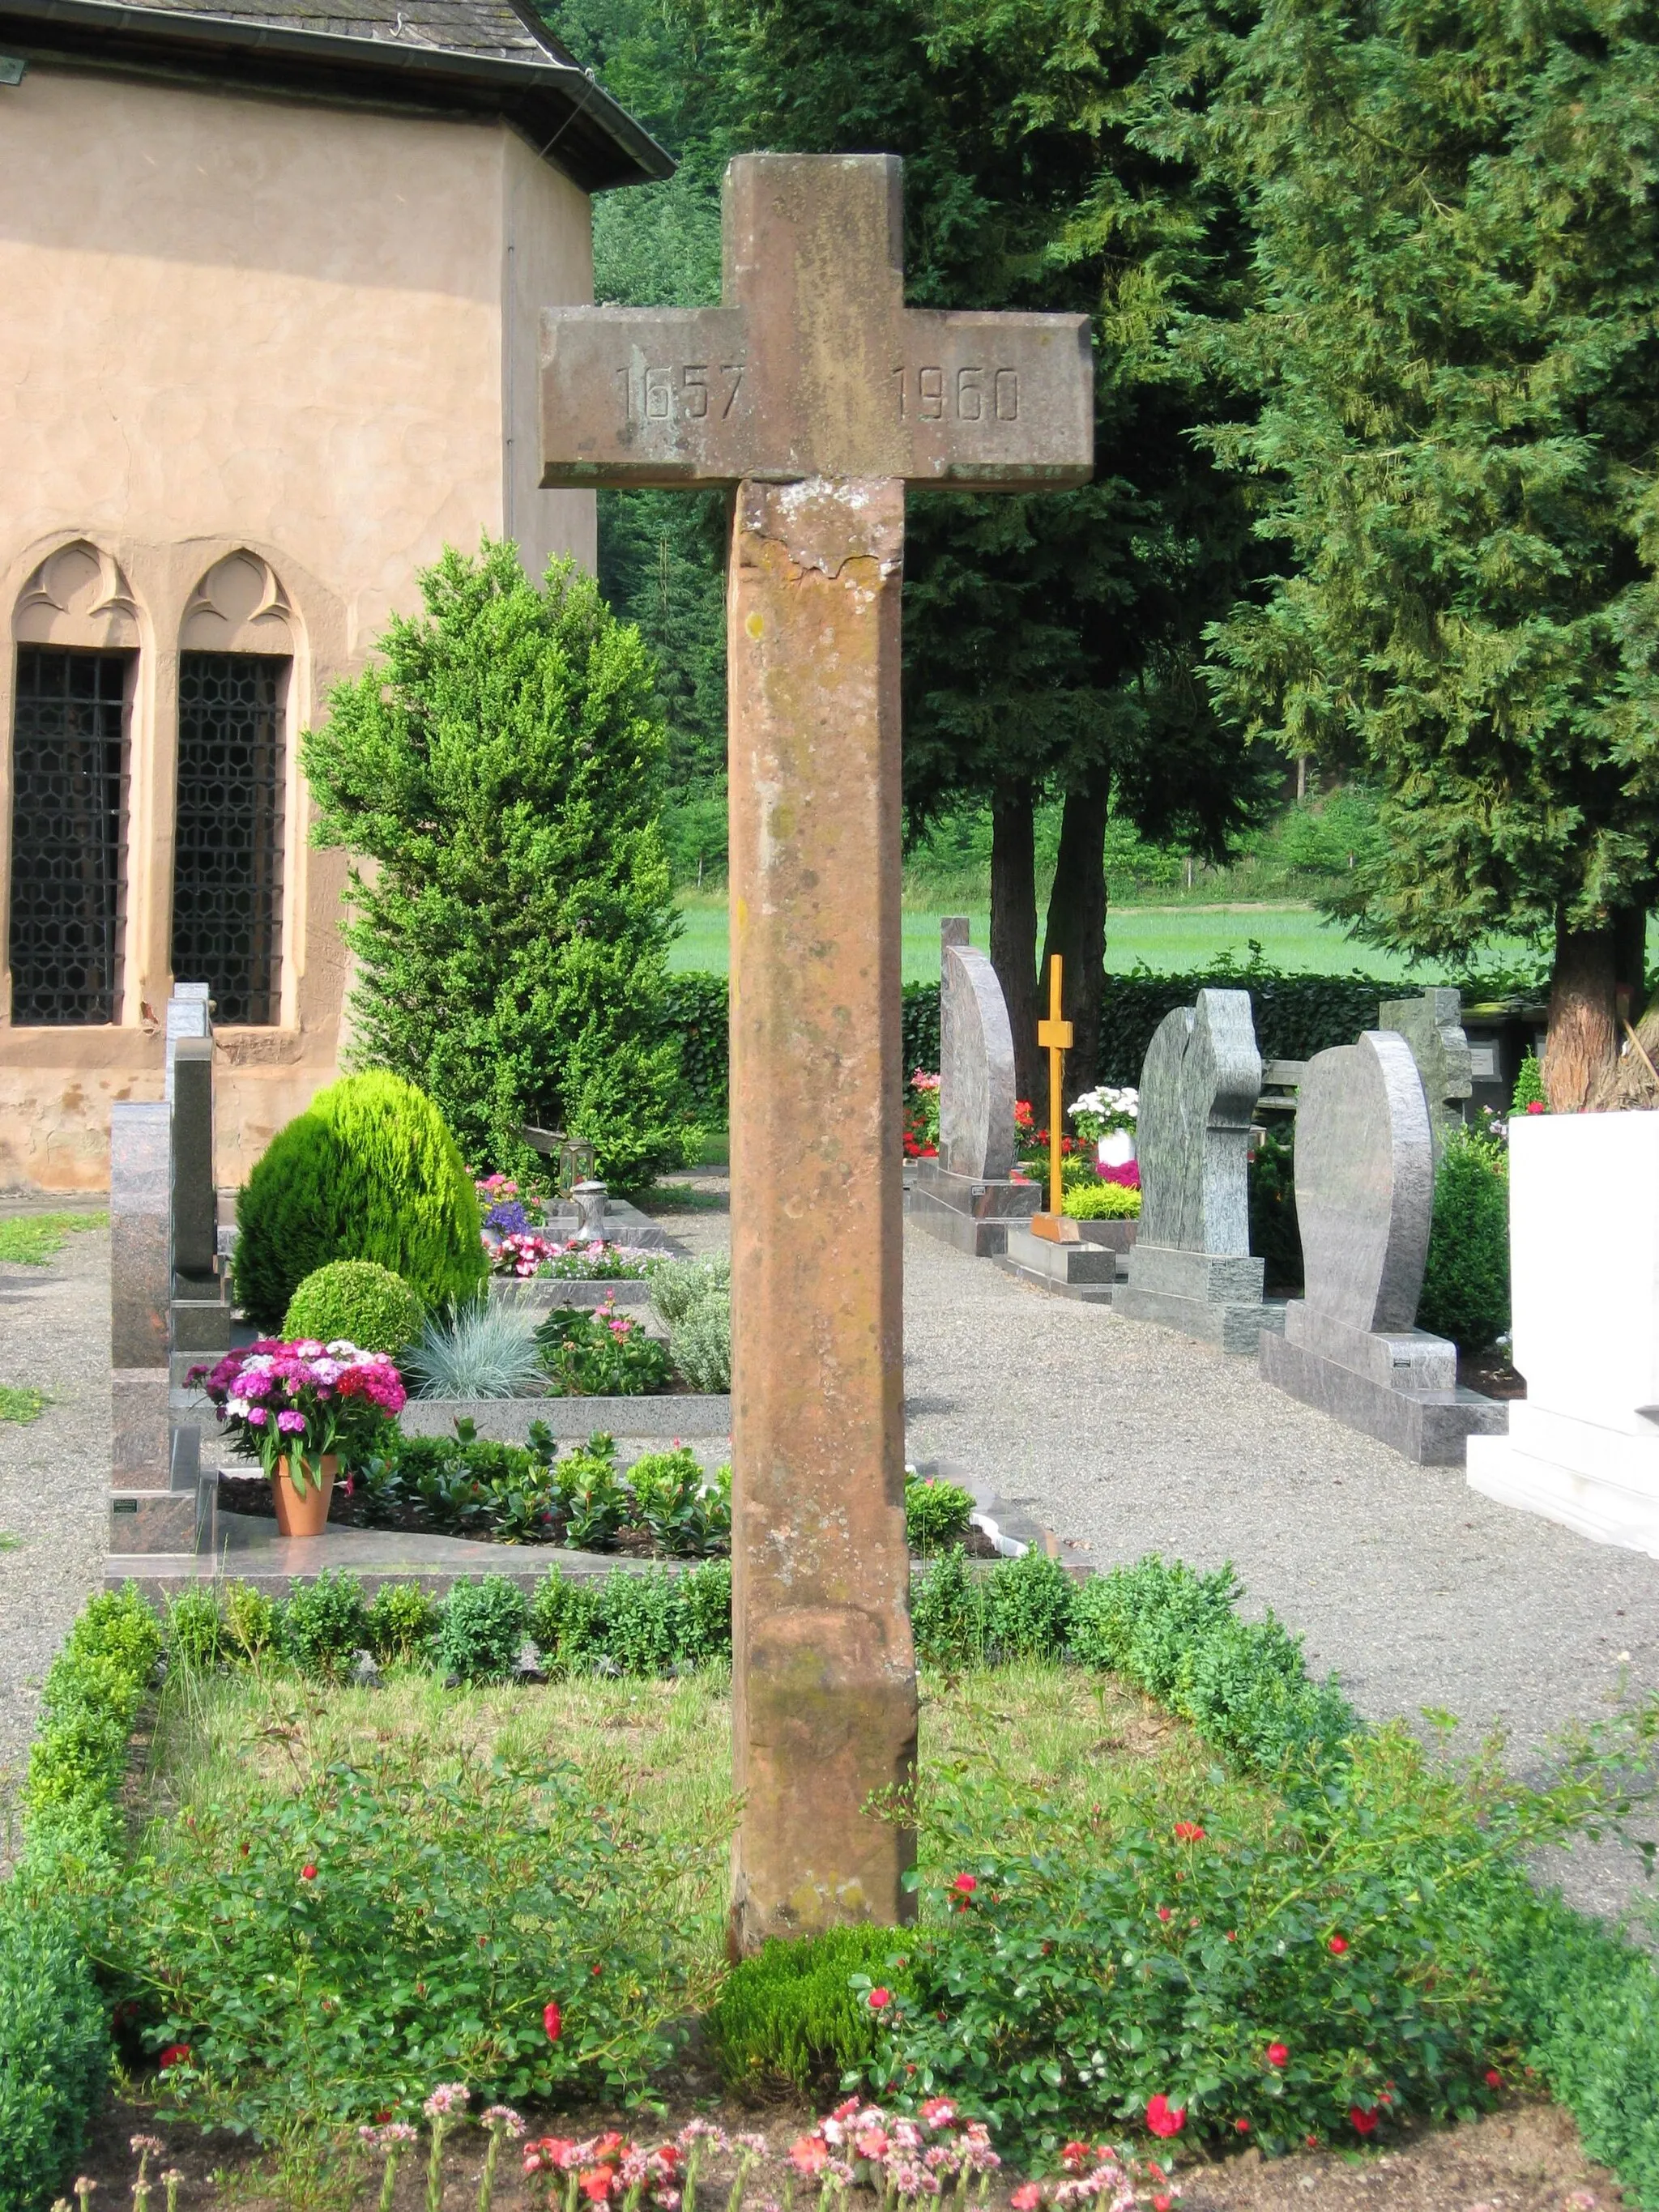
[8,646,130,1024]
[173,653,286,1026]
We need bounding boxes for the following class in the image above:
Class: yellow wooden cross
[1032,952,1081,1242]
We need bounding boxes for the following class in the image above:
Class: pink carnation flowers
[192,1337,406,1496]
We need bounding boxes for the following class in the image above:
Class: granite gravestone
[109,1101,211,1554]
[1376,987,1472,1164]
[170,1033,232,1357]
[908,918,1038,1257]
[540,151,1093,1946]
[1114,990,1277,1351]
[1259,1031,1503,1461]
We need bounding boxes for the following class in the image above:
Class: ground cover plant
[535,1302,676,1396]
[0,1212,106,1268]
[0,1387,47,1425]
[288,1428,734,1556]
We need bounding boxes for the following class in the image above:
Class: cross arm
[539,306,751,487]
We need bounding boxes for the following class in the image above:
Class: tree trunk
[1614,904,1648,1025]
[1545,918,1618,1112]
[1041,782,1110,1111]
[1585,906,1657,1110]
[990,785,1040,1108]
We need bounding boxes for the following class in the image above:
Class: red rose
[1157,1906,1173,1922]
[1234,2118,1250,2134]
[301,1864,318,1881]
[1173,1822,1205,1843]
[868,1986,892,2010]
[951,1873,978,1895]
[544,2001,563,2043]
[1485,2068,1502,2089]
[1350,2107,1379,2136]
[158,2044,191,2070]
[1145,2095,1186,2139]
[1525,1100,1546,1114]
[1266,2042,1290,2068]
[1328,1933,1349,1954]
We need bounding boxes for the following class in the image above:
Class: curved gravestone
[940,927,1018,1181]
[907,918,1038,1258]
[1260,1031,1503,1462]
[1116,988,1275,1352]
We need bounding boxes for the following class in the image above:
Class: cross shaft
[539,152,1094,1950]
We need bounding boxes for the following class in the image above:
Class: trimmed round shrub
[233,1072,486,1330]
[1417,1132,1510,1357]
[280,1571,368,1679]
[436,1576,528,1683]
[283,1259,424,1354]
[0,1894,109,2212]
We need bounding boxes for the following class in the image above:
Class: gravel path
[0,1223,110,1854]
[901,1222,1659,1925]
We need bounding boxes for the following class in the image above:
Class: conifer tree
[1188,0,1659,1106]
[301,541,692,1185]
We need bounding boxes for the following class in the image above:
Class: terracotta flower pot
[271,1452,338,1537]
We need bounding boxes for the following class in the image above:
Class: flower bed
[10,1558,1659,2212]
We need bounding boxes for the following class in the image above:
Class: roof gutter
[0,0,675,186]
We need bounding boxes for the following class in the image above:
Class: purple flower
[276,1409,307,1434]
[486,1199,531,1235]
[245,1407,269,1427]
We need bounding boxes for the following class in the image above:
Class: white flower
[226,1397,251,1418]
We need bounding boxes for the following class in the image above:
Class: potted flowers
[194,1338,407,1536]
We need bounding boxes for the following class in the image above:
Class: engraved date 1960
[616,363,744,423]
[893,364,1019,422]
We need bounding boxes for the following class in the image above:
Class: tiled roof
[0,0,672,185]
[129,0,573,66]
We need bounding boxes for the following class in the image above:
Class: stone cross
[542,153,1092,1950]
[1376,987,1472,1165]
[1032,953,1080,1242]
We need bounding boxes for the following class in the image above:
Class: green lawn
[669,897,1518,983]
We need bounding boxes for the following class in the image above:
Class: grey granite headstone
[1259,1031,1503,1461]
[110,1102,173,1490]
[1115,990,1277,1352]
[1376,987,1471,1165]
[172,1038,216,1288]
[170,1035,232,1354]
[939,919,1017,1181]
[907,918,1039,1257]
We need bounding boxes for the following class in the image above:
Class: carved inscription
[892,364,1019,422]
[616,362,746,424]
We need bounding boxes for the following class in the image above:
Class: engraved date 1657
[616,363,744,422]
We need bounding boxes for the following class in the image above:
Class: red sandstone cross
[542,153,1093,1952]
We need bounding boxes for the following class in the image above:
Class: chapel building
[0,0,665,1189]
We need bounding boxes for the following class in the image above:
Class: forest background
[546,0,1659,1111]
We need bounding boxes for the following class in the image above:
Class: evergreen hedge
[233,1072,486,1332]
[661,967,1415,1107]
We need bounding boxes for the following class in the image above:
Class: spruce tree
[1188,0,1659,1106]
[301,541,692,1186]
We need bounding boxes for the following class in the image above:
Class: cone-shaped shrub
[300,539,693,1187]
[234,1072,485,1330]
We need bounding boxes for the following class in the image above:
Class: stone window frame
[2,535,322,1035]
